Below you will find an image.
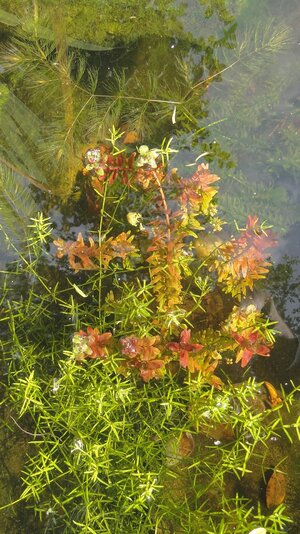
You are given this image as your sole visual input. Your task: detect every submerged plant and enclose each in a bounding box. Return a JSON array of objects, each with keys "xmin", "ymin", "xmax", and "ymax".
[
  {"xmin": 2, "ymin": 134, "xmax": 300, "ymax": 533},
  {"xmin": 51, "ymin": 137, "xmax": 276, "ymax": 383}
]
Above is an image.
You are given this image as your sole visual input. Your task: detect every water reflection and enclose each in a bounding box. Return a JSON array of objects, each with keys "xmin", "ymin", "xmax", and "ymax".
[{"xmin": 1, "ymin": 0, "xmax": 300, "ymax": 531}]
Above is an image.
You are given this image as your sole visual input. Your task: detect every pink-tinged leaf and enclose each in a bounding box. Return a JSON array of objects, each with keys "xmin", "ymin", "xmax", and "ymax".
[
  {"xmin": 168, "ymin": 342, "xmax": 181, "ymax": 352},
  {"xmin": 232, "ymin": 329, "xmax": 271, "ymax": 368},
  {"xmin": 120, "ymin": 335, "xmax": 165, "ymax": 381},
  {"xmin": 240, "ymin": 348, "xmax": 255, "ymax": 368},
  {"xmin": 179, "ymin": 350, "xmax": 189, "ymax": 369},
  {"xmin": 180, "ymin": 329, "xmax": 191, "ymax": 344},
  {"xmin": 140, "ymin": 360, "xmax": 164, "ymax": 382},
  {"xmin": 168, "ymin": 330, "xmax": 203, "ymax": 369},
  {"xmin": 73, "ymin": 328, "xmax": 112, "ymax": 360}
]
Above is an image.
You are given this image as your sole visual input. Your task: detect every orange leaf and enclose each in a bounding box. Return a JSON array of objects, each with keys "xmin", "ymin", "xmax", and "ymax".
[
  {"xmin": 179, "ymin": 432, "xmax": 195, "ymax": 457},
  {"xmin": 264, "ymin": 381, "xmax": 283, "ymax": 408},
  {"xmin": 123, "ymin": 130, "xmax": 140, "ymax": 144},
  {"xmin": 266, "ymin": 470, "xmax": 286, "ymax": 508}
]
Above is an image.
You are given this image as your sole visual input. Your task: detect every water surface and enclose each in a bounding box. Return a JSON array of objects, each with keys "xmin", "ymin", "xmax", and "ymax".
[{"xmin": 1, "ymin": 0, "xmax": 300, "ymax": 531}]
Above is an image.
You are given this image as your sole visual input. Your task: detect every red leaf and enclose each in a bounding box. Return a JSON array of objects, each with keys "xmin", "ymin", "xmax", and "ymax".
[
  {"xmin": 120, "ymin": 335, "xmax": 165, "ymax": 381},
  {"xmin": 168, "ymin": 329, "xmax": 203, "ymax": 369},
  {"xmin": 73, "ymin": 328, "xmax": 112, "ymax": 360},
  {"xmin": 190, "ymin": 164, "xmax": 220, "ymax": 190},
  {"xmin": 232, "ymin": 330, "xmax": 271, "ymax": 367}
]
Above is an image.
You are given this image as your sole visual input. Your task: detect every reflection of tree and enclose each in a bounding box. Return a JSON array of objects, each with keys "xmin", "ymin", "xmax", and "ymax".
[
  {"xmin": 0, "ymin": 0, "xmax": 237, "ymax": 198},
  {"xmin": 203, "ymin": 1, "xmax": 300, "ymax": 232},
  {"xmin": 0, "ymin": 0, "xmax": 293, "ymax": 253}
]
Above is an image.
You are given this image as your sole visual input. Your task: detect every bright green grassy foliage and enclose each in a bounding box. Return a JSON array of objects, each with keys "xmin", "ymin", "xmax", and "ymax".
[
  {"xmin": 1, "ymin": 309, "xmax": 297, "ymax": 533},
  {"xmin": 0, "ymin": 194, "xmax": 299, "ymax": 533}
]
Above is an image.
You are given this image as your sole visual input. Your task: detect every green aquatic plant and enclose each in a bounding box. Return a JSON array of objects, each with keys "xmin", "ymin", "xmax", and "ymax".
[
  {"xmin": 1, "ymin": 136, "xmax": 300, "ymax": 532},
  {"xmin": 0, "ymin": 0, "xmax": 184, "ymax": 46},
  {"xmin": 0, "ymin": 84, "xmax": 48, "ymax": 187},
  {"xmin": 0, "ymin": 0, "xmax": 213, "ymax": 194},
  {"xmin": 203, "ymin": 6, "xmax": 300, "ymax": 231},
  {"xmin": 0, "ymin": 165, "xmax": 37, "ymax": 240},
  {"xmin": 0, "ymin": 161, "xmax": 43, "ymax": 267},
  {"xmin": 0, "ymin": 0, "xmax": 294, "ymax": 253},
  {"xmin": 1, "ymin": 1, "xmax": 300, "ymax": 531},
  {"xmin": 0, "ymin": 0, "xmax": 284, "ymax": 200}
]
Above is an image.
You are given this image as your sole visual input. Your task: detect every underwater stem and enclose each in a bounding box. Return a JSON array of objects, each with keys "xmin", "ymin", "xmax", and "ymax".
[{"xmin": 153, "ymin": 171, "xmax": 171, "ymax": 242}]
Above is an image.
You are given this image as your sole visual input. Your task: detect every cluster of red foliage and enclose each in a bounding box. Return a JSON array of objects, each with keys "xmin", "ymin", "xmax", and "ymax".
[
  {"xmin": 83, "ymin": 145, "xmax": 136, "ymax": 190},
  {"xmin": 72, "ymin": 329, "xmax": 204, "ymax": 382},
  {"xmin": 73, "ymin": 323, "xmax": 269, "ymax": 384},
  {"xmin": 223, "ymin": 304, "xmax": 273, "ymax": 368},
  {"xmin": 231, "ymin": 331, "xmax": 271, "ymax": 368},
  {"xmin": 178, "ymin": 163, "xmax": 220, "ymax": 220},
  {"xmin": 168, "ymin": 329, "xmax": 203, "ymax": 369},
  {"xmin": 53, "ymin": 231, "xmax": 138, "ymax": 272},
  {"xmin": 120, "ymin": 335, "xmax": 164, "ymax": 382},
  {"xmin": 53, "ymin": 143, "xmax": 278, "ymax": 386},
  {"xmin": 54, "ymin": 233, "xmax": 99, "ymax": 272},
  {"xmin": 73, "ymin": 327, "xmax": 112, "ymax": 361},
  {"xmin": 82, "ymin": 144, "xmax": 168, "ymax": 212},
  {"xmin": 213, "ymin": 215, "xmax": 278, "ymax": 298}
]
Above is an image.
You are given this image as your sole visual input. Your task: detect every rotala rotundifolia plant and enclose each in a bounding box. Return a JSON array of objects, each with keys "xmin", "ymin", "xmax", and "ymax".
[
  {"xmin": 53, "ymin": 131, "xmax": 276, "ymax": 385},
  {"xmin": 2, "ymin": 131, "xmax": 297, "ymax": 534}
]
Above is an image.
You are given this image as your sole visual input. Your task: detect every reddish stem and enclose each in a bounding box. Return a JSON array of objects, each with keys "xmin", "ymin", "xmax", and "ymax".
[{"xmin": 153, "ymin": 171, "xmax": 171, "ymax": 243}]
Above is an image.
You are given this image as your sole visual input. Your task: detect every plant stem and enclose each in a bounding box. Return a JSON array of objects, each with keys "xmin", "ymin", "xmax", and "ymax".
[
  {"xmin": 98, "ymin": 178, "xmax": 110, "ymax": 325},
  {"xmin": 153, "ymin": 171, "xmax": 171, "ymax": 242}
]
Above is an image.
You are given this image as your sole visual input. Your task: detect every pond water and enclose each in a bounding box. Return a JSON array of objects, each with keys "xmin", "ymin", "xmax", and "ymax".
[{"xmin": 1, "ymin": 0, "xmax": 300, "ymax": 532}]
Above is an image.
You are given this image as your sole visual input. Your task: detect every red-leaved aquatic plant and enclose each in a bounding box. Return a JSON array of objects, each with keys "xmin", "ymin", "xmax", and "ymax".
[
  {"xmin": 213, "ymin": 215, "xmax": 278, "ymax": 298},
  {"xmin": 168, "ymin": 329, "xmax": 203, "ymax": 369},
  {"xmin": 231, "ymin": 331, "xmax": 271, "ymax": 368},
  {"xmin": 73, "ymin": 327, "xmax": 112, "ymax": 361},
  {"xmin": 120, "ymin": 335, "xmax": 165, "ymax": 382},
  {"xmin": 53, "ymin": 141, "xmax": 278, "ymax": 385}
]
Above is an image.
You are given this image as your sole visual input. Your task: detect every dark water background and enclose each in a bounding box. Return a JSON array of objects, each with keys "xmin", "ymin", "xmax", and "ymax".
[{"xmin": 1, "ymin": 0, "xmax": 300, "ymax": 531}]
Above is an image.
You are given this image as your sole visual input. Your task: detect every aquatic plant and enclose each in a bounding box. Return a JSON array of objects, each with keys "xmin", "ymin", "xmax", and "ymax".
[
  {"xmin": 204, "ymin": 7, "xmax": 300, "ymax": 231},
  {"xmin": 1, "ymin": 134, "xmax": 300, "ymax": 533},
  {"xmin": 1, "ymin": 1, "xmax": 300, "ymax": 531},
  {"xmin": 0, "ymin": 0, "xmax": 285, "ymax": 202}
]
